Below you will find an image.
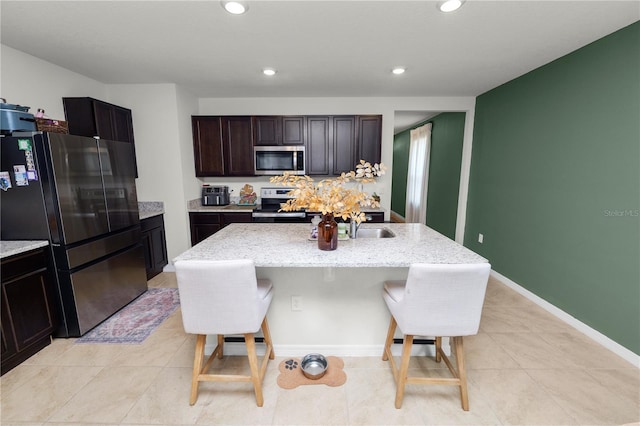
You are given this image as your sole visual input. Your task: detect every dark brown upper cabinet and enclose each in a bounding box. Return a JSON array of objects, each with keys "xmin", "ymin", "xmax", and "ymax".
[
  {"xmin": 306, "ymin": 115, "xmax": 382, "ymax": 176},
  {"xmin": 332, "ymin": 116, "xmax": 357, "ymax": 175},
  {"xmin": 192, "ymin": 116, "xmax": 225, "ymax": 176},
  {"xmin": 222, "ymin": 116, "xmax": 255, "ymax": 176},
  {"xmin": 253, "ymin": 116, "xmax": 305, "ymax": 146},
  {"xmin": 306, "ymin": 116, "xmax": 331, "ymax": 175},
  {"xmin": 357, "ymin": 115, "xmax": 382, "ymax": 166},
  {"xmin": 63, "ymin": 97, "xmax": 138, "ymax": 176},
  {"xmin": 192, "ymin": 114, "xmax": 381, "ymax": 177},
  {"xmin": 191, "ymin": 116, "xmax": 255, "ymax": 177}
]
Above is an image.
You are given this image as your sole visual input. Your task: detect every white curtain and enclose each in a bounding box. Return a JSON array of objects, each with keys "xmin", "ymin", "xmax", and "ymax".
[{"xmin": 405, "ymin": 123, "xmax": 432, "ymax": 224}]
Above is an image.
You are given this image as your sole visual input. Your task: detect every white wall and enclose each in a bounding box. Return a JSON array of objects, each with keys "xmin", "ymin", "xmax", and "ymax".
[
  {"xmin": 107, "ymin": 84, "xmax": 199, "ymax": 261},
  {"xmin": 1, "ymin": 45, "xmax": 106, "ymax": 119}
]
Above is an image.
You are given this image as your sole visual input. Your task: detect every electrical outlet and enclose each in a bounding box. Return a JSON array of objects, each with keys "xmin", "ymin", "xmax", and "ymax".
[
  {"xmin": 478, "ymin": 233, "xmax": 484, "ymax": 244},
  {"xmin": 291, "ymin": 296, "xmax": 303, "ymax": 311}
]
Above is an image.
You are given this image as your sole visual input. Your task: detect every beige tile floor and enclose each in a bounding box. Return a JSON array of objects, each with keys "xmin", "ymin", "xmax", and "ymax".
[{"xmin": 1, "ymin": 273, "xmax": 638, "ymax": 425}]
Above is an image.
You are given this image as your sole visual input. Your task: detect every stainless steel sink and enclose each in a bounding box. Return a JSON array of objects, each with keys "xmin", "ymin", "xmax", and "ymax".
[{"xmin": 356, "ymin": 228, "xmax": 395, "ymax": 238}]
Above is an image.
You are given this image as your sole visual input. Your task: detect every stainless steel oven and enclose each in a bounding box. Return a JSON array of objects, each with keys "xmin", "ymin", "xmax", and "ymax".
[{"xmin": 252, "ymin": 187, "xmax": 307, "ymax": 223}]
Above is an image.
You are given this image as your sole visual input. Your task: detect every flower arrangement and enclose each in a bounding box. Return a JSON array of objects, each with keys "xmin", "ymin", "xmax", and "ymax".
[{"xmin": 269, "ymin": 160, "xmax": 386, "ymax": 223}]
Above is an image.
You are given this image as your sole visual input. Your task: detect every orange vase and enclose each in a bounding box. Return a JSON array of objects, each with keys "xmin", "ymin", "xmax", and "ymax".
[{"xmin": 317, "ymin": 213, "xmax": 338, "ymax": 251}]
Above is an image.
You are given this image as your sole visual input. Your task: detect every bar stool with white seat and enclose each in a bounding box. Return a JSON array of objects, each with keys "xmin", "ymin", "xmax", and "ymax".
[
  {"xmin": 174, "ymin": 259, "xmax": 275, "ymax": 406},
  {"xmin": 382, "ymin": 262, "xmax": 491, "ymax": 410}
]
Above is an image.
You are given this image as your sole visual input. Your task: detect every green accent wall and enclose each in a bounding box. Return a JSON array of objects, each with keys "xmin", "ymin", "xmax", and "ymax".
[
  {"xmin": 464, "ymin": 22, "xmax": 640, "ymax": 355},
  {"xmin": 391, "ymin": 112, "xmax": 466, "ymax": 239},
  {"xmin": 391, "ymin": 129, "xmax": 411, "ymax": 216}
]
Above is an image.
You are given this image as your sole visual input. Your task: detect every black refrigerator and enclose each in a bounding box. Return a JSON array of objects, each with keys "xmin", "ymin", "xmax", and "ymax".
[{"xmin": 1, "ymin": 132, "xmax": 147, "ymax": 337}]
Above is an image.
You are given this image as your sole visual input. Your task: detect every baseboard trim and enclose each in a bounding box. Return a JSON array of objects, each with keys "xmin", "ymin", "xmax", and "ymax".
[
  {"xmin": 389, "ymin": 210, "xmax": 405, "ymax": 223},
  {"xmin": 490, "ymin": 270, "xmax": 639, "ymax": 367}
]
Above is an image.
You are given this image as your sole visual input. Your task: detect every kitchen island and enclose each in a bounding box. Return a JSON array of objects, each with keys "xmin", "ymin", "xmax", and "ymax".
[{"xmin": 174, "ymin": 223, "xmax": 487, "ymax": 356}]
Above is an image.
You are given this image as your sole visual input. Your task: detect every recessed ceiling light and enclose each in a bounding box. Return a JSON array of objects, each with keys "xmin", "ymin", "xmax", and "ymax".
[
  {"xmin": 392, "ymin": 67, "xmax": 406, "ymax": 75},
  {"xmin": 263, "ymin": 68, "xmax": 276, "ymax": 76},
  {"xmin": 221, "ymin": 1, "xmax": 249, "ymax": 15},
  {"xmin": 438, "ymin": 0, "xmax": 464, "ymax": 12}
]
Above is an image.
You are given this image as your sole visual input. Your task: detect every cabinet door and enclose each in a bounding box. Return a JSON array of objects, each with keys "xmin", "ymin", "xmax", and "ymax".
[
  {"xmin": 282, "ymin": 116, "xmax": 305, "ymax": 145},
  {"xmin": 332, "ymin": 116, "xmax": 357, "ymax": 175},
  {"xmin": 222, "ymin": 116, "xmax": 254, "ymax": 176},
  {"xmin": 112, "ymin": 107, "xmax": 138, "ymax": 177},
  {"xmin": 4, "ymin": 268, "xmax": 56, "ymax": 352},
  {"xmin": 189, "ymin": 213, "xmax": 222, "ymax": 245},
  {"xmin": 306, "ymin": 116, "xmax": 331, "ymax": 175},
  {"xmin": 192, "ymin": 116, "xmax": 225, "ymax": 176},
  {"xmin": 141, "ymin": 216, "xmax": 168, "ymax": 280},
  {"xmin": 1, "ymin": 294, "xmax": 16, "ymax": 367},
  {"xmin": 112, "ymin": 106, "xmax": 135, "ymax": 143},
  {"xmin": 357, "ymin": 115, "xmax": 382, "ymax": 165},
  {"xmin": 1, "ymin": 248, "xmax": 56, "ymax": 375},
  {"xmin": 253, "ymin": 116, "xmax": 281, "ymax": 145},
  {"xmin": 150, "ymin": 226, "xmax": 168, "ymax": 272},
  {"xmin": 222, "ymin": 212, "xmax": 252, "ymax": 226},
  {"xmin": 141, "ymin": 230, "xmax": 154, "ymax": 274},
  {"xmin": 93, "ymin": 101, "xmax": 116, "ymax": 140},
  {"xmin": 63, "ymin": 97, "xmax": 99, "ymax": 137}
]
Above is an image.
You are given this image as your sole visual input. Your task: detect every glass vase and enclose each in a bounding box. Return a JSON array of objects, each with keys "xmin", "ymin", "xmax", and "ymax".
[{"xmin": 318, "ymin": 213, "xmax": 338, "ymax": 251}]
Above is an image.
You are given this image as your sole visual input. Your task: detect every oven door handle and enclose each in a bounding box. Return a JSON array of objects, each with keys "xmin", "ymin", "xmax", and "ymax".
[{"xmin": 251, "ymin": 212, "xmax": 306, "ymax": 218}]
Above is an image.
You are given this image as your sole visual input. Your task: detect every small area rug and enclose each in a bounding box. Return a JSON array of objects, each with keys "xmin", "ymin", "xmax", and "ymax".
[
  {"xmin": 277, "ymin": 356, "xmax": 347, "ymax": 389},
  {"xmin": 76, "ymin": 288, "xmax": 180, "ymax": 344}
]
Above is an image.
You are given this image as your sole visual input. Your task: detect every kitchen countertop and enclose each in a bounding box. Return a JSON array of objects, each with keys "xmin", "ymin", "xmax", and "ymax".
[
  {"xmin": 0, "ymin": 240, "xmax": 49, "ymax": 259},
  {"xmin": 138, "ymin": 201, "xmax": 164, "ymax": 220},
  {"xmin": 188, "ymin": 203, "xmax": 258, "ymax": 213},
  {"xmin": 173, "ymin": 223, "xmax": 486, "ymax": 267}
]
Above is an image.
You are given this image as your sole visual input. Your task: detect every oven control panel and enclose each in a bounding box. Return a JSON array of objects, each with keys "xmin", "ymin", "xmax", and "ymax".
[{"xmin": 260, "ymin": 187, "xmax": 295, "ymax": 199}]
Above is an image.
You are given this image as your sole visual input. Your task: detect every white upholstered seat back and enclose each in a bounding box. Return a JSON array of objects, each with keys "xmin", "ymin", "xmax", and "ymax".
[
  {"xmin": 175, "ymin": 259, "xmax": 273, "ymax": 335},
  {"xmin": 384, "ymin": 263, "xmax": 491, "ymax": 336}
]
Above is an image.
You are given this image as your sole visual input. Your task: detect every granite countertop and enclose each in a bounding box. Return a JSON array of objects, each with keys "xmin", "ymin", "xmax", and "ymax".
[
  {"xmin": 138, "ymin": 201, "xmax": 164, "ymax": 220},
  {"xmin": 188, "ymin": 203, "xmax": 258, "ymax": 213},
  {"xmin": 173, "ymin": 223, "xmax": 487, "ymax": 267},
  {"xmin": 1, "ymin": 240, "xmax": 49, "ymax": 259}
]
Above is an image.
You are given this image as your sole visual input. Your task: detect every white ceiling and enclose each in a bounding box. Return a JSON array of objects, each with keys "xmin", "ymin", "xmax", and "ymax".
[{"xmin": 1, "ymin": 1, "xmax": 638, "ymax": 132}]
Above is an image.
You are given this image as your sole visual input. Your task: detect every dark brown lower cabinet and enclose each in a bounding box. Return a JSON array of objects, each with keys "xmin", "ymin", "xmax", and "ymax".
[
  {"xmin": 1, "ymin": 247, "xmax": 57, "ymax": 375},
  {"xmin": 189, "ymin": 212, "xmax": 253, "ymax": 246},
  {"xmin": 141, "ymin": 215, "xmax": 169, "ymax": 280}
]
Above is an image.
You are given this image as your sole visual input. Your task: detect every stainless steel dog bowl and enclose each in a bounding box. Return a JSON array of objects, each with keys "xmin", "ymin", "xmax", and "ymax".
[{"xmin": 301, "ymin": 353, "xmax": 328, "ymax": 380}]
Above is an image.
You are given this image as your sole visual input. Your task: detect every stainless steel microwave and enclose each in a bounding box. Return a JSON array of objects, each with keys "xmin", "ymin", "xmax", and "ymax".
[{"xmin": 254, "ymin": 146, "xmax": 305, "ymax": 175}]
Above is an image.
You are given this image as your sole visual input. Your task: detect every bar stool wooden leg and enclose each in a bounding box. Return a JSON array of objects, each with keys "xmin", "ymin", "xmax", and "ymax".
[
  {"xmin": 190, "ymin": 334, "xmax": 206, "ymax": 405},
  {"xmin": 382, "ymin": 316, "xmax": 397, "ymax": 361},
  {"xmin": 245, "ymin": 333, "xmax": 264, "ymax": 407},
  {"xmin": 454, "ymin": 336, "xmax": 469, "ymax": 411},
  {"xmin": 261, "ymin": 318, "xmax": 275, "ymax": 360},
  {"xmin": 217, "ymin": 334, "xmax": 224, "ymax": 359},
  {"xmin": 395, "ymin": 334, "xmax": 414, "ymax": 409},
  {"xmin": 435, "ymin": 336, "xmax": 442, "ymax": 363}
]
